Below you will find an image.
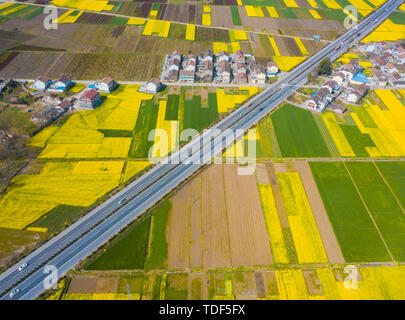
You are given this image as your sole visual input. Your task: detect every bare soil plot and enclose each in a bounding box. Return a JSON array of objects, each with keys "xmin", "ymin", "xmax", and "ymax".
[
  {"xmin": 303, "ymin": 270, "xmax": 322, "ymax": 296},
  {"xmin": 0, "ymin": 227, "xmax": 45, "ymax": 269},
  {"xmin": 262, "ymin": 270, "xmax": 279, "ymax": 296},
  {"xmin": 167, "ymin": 179, "xmax": 192, "ymax": 269},
  {"xmin": 232, "ymin": 271, "xmax": 257, "ymax": 299},
  {"xmin": 96, "ymin": 277, "xmax": 119, "ymax": 293},
  {"xmin": 256, "ymin": 163, "xmax": 270, "ymax": 184},
  {"xmin": 201, "ymin": 165, "xmax": 232, "ymax": 269},
  {"xmin": 188, "ymin": 273, "xmax": 205, "ymax": 299},
  {"xmin": 275, "ymin": 36, "xmax": 302, "ymax": 56},
  {"xmin": 254, "ymin": 271, "xmax": 266, "ymax": 298},
  {"xmin": 67, "ymin": 276, "xmax": 98, "ymax": 294},
  {"xmin": 223, "ymin": 164, "xmax": 273, "ymax": 266},
  {"xmin": 294, "ymin": 161, "xmax": 345, "ymax": 264},
  {"xmin": 211, "ymin": 5, "xmax": 234, "ymax": 29}
]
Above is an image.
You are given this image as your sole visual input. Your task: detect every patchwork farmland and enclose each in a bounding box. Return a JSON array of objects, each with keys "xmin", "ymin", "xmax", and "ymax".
[{"xmin": 2, "ymin": 0, "xmax": 405, "ymax": 302}]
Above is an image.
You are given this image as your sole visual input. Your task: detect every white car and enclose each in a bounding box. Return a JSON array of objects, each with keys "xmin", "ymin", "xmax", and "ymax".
[
  {"xmin": 18, "ymin": 263, "xmax": 28, "ymax": 271},
  {"xmin": 9, "ymin": 289, "xmax": 20, "ymax": 298}
]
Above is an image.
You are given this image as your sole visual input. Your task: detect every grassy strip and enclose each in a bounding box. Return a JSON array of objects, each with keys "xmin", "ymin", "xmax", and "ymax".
[
  {"xmin": 230, "ymin": 6, "xmax": 242, "ymax": 26},
  {"xmin": 86, "ymin": 216, "xmax": 151, "ymax": 270},
  {"xmin": 144, "ymin": 201, "xmax": 171, "ymax": 270}
]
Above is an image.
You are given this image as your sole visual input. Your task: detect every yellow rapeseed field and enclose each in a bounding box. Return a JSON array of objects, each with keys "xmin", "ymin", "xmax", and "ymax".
[
  {"xmin": 127, "ymin": 17, "xmax": 146, "ymax": 25},
  {"xmin": 282, "ymin": 0, "xmax": 298, "ymax": 8},
  {"xmin": 307, "ymin": 0, "xmax": 319, "ymax": 8},
  {"xmin": 273, "ymin": 56, "xmax": 306, "ymax": 71},
  {"xmin": 294, "ymin": 37, "xmax": 308, "ymax": 55},
  {"xmin": 350, "ymin": 90, "xmax": 405, "ymax": 157},
  {"xmin": 258, "ymin": 185, "xmax": 289, "ymax": 264},
  {"xmin": 0, "ymin": 161, "xmax": 124, "ymax": 229},
  {"xmin": 244, "ymin": 5, "xmax": 264, "ymax": 17},
  {"xmin": 309, "ymin": 9, "xmax": 322, "ymax": 19},
  {"xmin": 230, "ymin": 29, "xmax": 248, "ymax": 41},
  {"xmin": 0, "ymin": 4, "xmax": 27, "ymax": 16},
  {"xmin": 277, "ymin": 172, "xmax": 328, "ymax": 264},
  {"xmin": 202, "ymin": 13, "xmax": 211, "ymax": 26},
  {"xmin": 122, "ymin": 161, "xmax": 151, "ymax": 183},
  {"xmin": 0, "ymin": 3, "xmax": 15, "ymax": 11},
  {"xmin": 142, "ymin": 19, "xmax": 171, "ymax": 37},
  {"xmin": 185, "ymin": 24, "xmax": 195, "ymax": 40},
  {"xmin": 230, "ymin": 42, "xmax": 241, "ymax": 53},
  {"xmin": 56, "ymin": 9, "xmax": 83, "ymax": 23},
  {"xmin": 213, "ymin": 42, "xmax": 229, "ymax": 54},
  {"xmin": 321, "ymin": 112, "xmax": 355, "ymax": 157},
  {"xmin": 361, "ymin": 19, "xmax": 405, "ymax": 42},
  {"xmin": 268, "ymin": 36, "xmax": 280, "ymax": 56},
  {"xmin": 266, "ymin": 6, "xmax": 279, "ymax": 18},
  {"xmin": 27, "ymin": 126, "xmax": 59, "ymax": 148},
  {"xmin": 51, "ymin": 0, "xmax": 114, "ymax": 12}
]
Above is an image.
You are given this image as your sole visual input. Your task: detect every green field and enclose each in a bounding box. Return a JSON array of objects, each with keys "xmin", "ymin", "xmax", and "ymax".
[
  {"xmin": 230, "ymin": 6, "xmax": 242, "ymax": 26},
  {"xmin": 182, "ymin": 93, "xmax": 219, "ymax": 133},
  {"xmin": 144, "ymin": 201, "xmax": 171, "ymax": 270},
  {"xmin": 376, "ymin": 162, "xmax": 405, "ymax": 210},
  {"xmin": 340, "ymin": 124, "xmax": 375, "ymax": 157},
  {"xmin": 345, "ymin": 162, "xmax": 405, "ymax": 261},
  {"xmin": 128, "ymin": 99, "xmax": 159, "ymax": 158},
  {"xmin": 86, "ymin": 216, "xmax": 151, "ymax": 270},
  {"xmin": 165, "ymin": 94, "xmax": 179, "ymax": 121},
  {"xmin": 27, "ymin": 205, "xmax": 86, "ymax": 234},
  {"xmin": 271, "ymin": 104, "xmax": 331, "ymax": 158},
  {"xmin": 309, "ymin": 162, "xmax": 391, "ymax": 262}
]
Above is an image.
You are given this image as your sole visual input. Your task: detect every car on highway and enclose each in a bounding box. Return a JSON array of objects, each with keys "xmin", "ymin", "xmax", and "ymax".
[
  {"xmin": 118, "ymin": 198, "xmax": 127, "ymax": 204},
  {"xmin": 18, "ymin": 263, "xmax": 28, "ymax": 271},
  {"xmin": 9, "ymin": 289, "xmax": 20, "ymax": 298}
]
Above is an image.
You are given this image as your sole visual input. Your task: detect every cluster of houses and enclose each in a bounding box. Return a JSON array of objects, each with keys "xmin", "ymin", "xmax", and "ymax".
[
  {"xmin": 360, "ymin": 41, "xmax": 405, "ymax": 86},
  {"xmin": 306, "ymin": 59, "xmax": 370, "ymax": 112},
  {"xmin": 31, "ymin": 75, "xmax": 73, "ymax": 93},
  {"xmin": 162, "ymin": 49, "xmax": 280, "ymax": 84}
]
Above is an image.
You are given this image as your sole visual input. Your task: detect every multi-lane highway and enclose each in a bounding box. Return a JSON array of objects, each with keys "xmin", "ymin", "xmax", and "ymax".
[{"xmin": 0, "ymin": 0, "xmax": 403, "ymax": 300}]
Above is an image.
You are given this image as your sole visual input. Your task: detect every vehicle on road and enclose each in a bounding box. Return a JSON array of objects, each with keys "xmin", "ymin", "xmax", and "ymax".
[
  {"xmin": 118, "ymin": 198, "xmax": 127, "ymax": 204},
  {"xmin": 18, "ymin": 263, "xmax": 28, "ymax": 272},
  {"xmin": 9, "ymin": 289, "xmax": 20, "ymax": 298}
]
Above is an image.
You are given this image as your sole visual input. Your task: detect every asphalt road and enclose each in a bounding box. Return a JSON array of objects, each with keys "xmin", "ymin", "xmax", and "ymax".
[{"xmin": 0, "ymin": 0, "xmax": 402, "ymax": 300}]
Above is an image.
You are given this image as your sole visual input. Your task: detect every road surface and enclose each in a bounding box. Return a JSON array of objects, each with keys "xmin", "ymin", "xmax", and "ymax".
[{"xmin": 0, "ymin": 0, "xmax": 402, "ymax": 300}]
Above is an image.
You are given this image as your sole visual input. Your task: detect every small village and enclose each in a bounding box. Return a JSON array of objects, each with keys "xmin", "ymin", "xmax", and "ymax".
[
  {"xmin": 161, "ymin": 49, "xmax": 279, "ymax": 84},
  {"xmin": 303, "ymin": 40, "xmax": 405, "ymax": 114}
]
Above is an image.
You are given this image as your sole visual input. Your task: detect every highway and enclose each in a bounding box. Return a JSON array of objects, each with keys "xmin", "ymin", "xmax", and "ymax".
[{"xmin": 0, "ymin": 0, "xmax": 402, "ymax": 300}]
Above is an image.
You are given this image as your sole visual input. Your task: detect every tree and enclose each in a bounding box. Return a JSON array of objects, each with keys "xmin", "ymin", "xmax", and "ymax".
[
  {"xmin": 307, "ymin": 73, "xmax": 313, "ymax": 83},
  {"xmin": 318, "ymin": 58, "xmax": 332, "ymax": 76}
]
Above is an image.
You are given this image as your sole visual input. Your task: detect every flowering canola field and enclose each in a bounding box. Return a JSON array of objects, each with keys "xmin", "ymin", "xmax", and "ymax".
[
  {"xmin": 277, "ymin": 172, "xmax": 328, "ymax": 264},
  {"xmin": 0, "ymin": 161, "xmax": 124, "ymax": 229}
]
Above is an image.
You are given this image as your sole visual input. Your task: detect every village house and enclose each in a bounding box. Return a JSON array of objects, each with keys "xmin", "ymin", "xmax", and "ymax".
[
  {"xmin": 79, "ymin": 89, "xmax": 103, "ymax": 109},
  {"xmin": 322, "ymin": 80, "xmax": 339, "ymax": 94},
  {"xmin": 179, "ymin": 70, "xmax": 195, "ymax": 83},
  {"xmin": 58, "ymin": 99, "xmax": 73, "ymax": 111},
  {"xmin": 306, "ymin": 87, "xmax": 330, "ymax": 111},
  {"xmin": 216, "ymin": 51, "xmax": 230, "ymax": 63},
  {"xmin": 346, "ymin": 84, "xmax": 369, "ymax": 104},
  {"xmin": 235, "ymin": 72, "xmax": 248, "ymax": 84},
  {"xmin": 266, "ymin": 61, "xmax": 279, "ymax": 76},
  {"xmin": 94, "ymin": 77, "xmax": 118, "ymax": 93},
  {"xmin": 32, "ymin": 75, "xmax": 52, "ymax": 91},
  {"xmin": 326, "ymin": 103, "xmax": 348, "ymax": 115},
  {"xmin": 382, "ymin": 62, "xmax": 398, "ymax": 74},
  {"xmin": 250, "ymin": 64, "xmax": 266, "ymax": 84},
  {"xmin": 139, "ymin": 78, "xmax": 163, "ymax": 94},
  {"xmin": 49, "ymin": 76, "xmax": 73, "ymax": 92},
  {"xmin": 332, "ymin": 72, "xmax": 345, "ymax": 86},
  {"xmin": 215, "ymin": 60, "xmax": 231, "ymax": 83}
]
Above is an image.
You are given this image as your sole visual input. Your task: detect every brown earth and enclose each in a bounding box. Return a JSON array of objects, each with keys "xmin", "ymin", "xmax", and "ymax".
[
  {"xmin": 256, "ymin": 162, "xmax": 270, "ymax": 184},
  {"xmin": 211, "ymin": 5, "xmax": 235, "ymax": 29},
  {"xmin": 67, "ymin": 276, "xmax": 98, "ymax": 294},
  {"xmin": 201, "ymin": 165, "xmax": 232, "ymax": 269},
  {"xmin": 232, "ymin": 271, "xmax": 257, "ymax": 299},
  {"xmin": 223, "ymin": 164, "xmax": 273, "ymax": 266},
  {"xmin": 96, "ymin": 277, "xmax": 119, "ymax": 293}
]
